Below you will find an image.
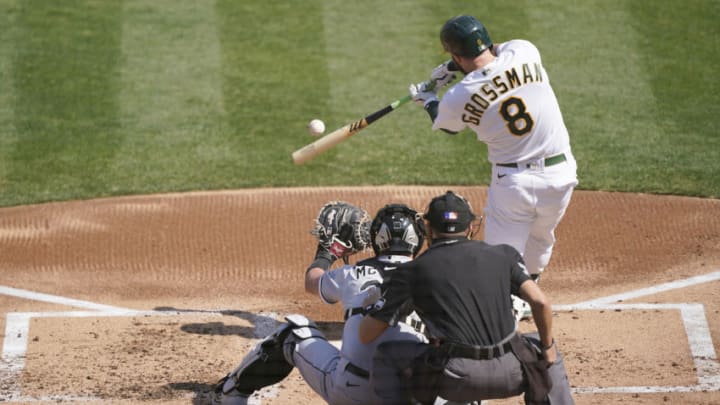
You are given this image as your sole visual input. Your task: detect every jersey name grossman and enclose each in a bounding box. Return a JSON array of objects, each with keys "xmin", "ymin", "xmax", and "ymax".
[{"xmin": 462, "ymin": 62, "xmax": 544, "ymax": 125}]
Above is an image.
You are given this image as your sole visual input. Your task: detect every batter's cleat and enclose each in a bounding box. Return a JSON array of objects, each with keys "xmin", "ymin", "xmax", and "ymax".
[
  {"xmin": 512, "ymin": 295, "xmax": 532, "ymax": 322},
  {"xmin": 518, "ymin": 274, "xmax": 541, "ymax": 321},
  {"xmin": 211, "ymin": 375, "xmax": 250, "ymax": 405}
]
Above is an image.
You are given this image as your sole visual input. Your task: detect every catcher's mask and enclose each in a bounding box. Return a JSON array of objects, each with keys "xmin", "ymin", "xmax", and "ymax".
[
  {"xmin": 424, "ymin": 190, "xmax": 481, "ymax": 236},
  {"xmin": 440, "ymin": 15, "xmax": 493, "ymax": 58},
  {"xmin": 370, "ymin": 204, "xmax": 426, "ymax": 257}
]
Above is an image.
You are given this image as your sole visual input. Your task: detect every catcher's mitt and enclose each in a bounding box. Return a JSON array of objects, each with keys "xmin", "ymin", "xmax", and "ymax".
[{"xmin": 311, "ymin": 201, "xmax": 371, "ymax": 257}]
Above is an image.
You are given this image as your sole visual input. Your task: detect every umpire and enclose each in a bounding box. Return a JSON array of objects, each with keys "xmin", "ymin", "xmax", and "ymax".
[{"xmin": 359, "ymin": 191, "xmax": 573, "ymax": 404}]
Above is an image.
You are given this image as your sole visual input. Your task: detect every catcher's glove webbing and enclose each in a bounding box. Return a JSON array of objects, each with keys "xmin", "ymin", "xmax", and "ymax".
[{"xmin": 311, "ymin": 201, "xmax": 371, "ymax": 258}]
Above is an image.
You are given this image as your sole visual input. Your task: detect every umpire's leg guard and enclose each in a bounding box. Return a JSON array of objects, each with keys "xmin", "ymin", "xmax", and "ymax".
[{"xmin": 216, "ymin": 314, "xmax": 323, "ymax": 398}]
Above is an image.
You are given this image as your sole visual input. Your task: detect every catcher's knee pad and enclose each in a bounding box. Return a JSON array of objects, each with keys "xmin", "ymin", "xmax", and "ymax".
[
  {"xmin": 282, "ymin": 314, "xmax": 327, "ymax": 365},
  {"xmin": 404, "ymin": 311, "xmax": 426, "ymax": 335},
  {"xmin": 222, "ymin": 315, "xmax": 325, "ymax": 396}
]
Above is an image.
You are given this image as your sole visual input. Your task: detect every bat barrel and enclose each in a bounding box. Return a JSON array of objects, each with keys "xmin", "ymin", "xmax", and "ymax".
[
  {"xmin": 291, "ymin": 94, "xmax": 411, "ymax": 165},
  {"xmin": 292, "ymin": 123, "xmax": 359, "ymax": 165}
]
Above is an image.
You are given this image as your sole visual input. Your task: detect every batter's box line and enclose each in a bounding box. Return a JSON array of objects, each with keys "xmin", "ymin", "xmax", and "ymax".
[
  {"xmin": 0, "ymin": 285, "xmax": 133, "ymax": 313},
  {"xmin": 553, "ymin": 270, "xmax": 720, "ymax": 394},
  {"xmin": 0, "ymin": 284, "xmax": 230, "ymax": 403},
  {"xmin": 3, "ymin": 271, "xmax": 720, "ymax": 400},
  {"xmin": 0, "ymin": 309, "xmax": 224, "ymax": 403}
]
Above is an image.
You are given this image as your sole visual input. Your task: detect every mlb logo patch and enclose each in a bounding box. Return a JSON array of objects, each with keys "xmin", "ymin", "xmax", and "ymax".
[{"xmin": 444, "ymin": 211, "xmax": 458, "ymax": 220}]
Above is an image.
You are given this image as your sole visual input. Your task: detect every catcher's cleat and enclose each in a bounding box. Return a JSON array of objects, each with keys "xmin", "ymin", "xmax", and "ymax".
[{"xmin": 211, "ymin": 375, "xmax": 249, "ymax": 405}]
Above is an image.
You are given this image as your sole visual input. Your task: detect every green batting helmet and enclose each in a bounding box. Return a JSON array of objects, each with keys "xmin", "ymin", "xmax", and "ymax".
[{"xmin": 440, "ymin": 15, "xmax": 493, "ymax": 58}]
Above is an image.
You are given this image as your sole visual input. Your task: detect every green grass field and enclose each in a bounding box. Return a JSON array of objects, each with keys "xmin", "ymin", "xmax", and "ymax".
[{"xmin": 0, "ymin": 0, "xmax": 718, "ymax": 207}]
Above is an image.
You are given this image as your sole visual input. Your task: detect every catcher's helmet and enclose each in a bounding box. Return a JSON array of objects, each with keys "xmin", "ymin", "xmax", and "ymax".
[
  {"xmin": 440, "ymin": 15, "xmax": 493, "ymax": 58},
  {"xmin": 370, "ymin": 204, "xmax": 425, "ymax": 257}
]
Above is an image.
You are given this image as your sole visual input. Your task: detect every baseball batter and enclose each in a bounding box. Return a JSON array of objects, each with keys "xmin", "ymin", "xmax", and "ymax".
[
  {"xmin": 410, "ymin": 15, "xmax": 578, "ymax": 319},
  {"xmin": 211, "ymin": 202, "xmax": 429, "ymax": 405}
]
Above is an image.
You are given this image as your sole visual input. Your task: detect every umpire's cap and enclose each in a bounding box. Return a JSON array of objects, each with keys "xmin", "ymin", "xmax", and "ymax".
[{"xmin": 424, "ymin": 190, "xmax": 476, "ymax": 233}]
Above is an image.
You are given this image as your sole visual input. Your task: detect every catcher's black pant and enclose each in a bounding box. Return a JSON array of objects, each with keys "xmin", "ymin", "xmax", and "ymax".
[{"xmin": 371, "ymin": 334, "xmax": 574, "ymax": 404}]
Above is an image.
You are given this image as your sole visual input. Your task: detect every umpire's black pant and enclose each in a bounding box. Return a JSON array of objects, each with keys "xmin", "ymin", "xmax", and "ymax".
[{"xmin": 371, "ymin": 333, "xmax": 574, "ymax": 404}]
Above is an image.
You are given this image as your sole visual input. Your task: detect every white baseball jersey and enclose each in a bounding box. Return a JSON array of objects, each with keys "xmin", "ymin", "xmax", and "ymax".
[
  {"xmin": 291, "ymin": 255, "xmax": 427, "ymax": 405},
  {"xmin": 432, "ymin": 40, "xmax": 578, "ymax": 276},
  {"xmin": 433, "ymin": 39, "xmax": 571, "ymax": 165}
]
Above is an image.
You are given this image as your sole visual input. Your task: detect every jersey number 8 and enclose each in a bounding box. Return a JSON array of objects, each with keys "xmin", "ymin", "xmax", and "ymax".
[{"xmin": 500, "ymin": 96, "xmax": 534, "ymax": 136}]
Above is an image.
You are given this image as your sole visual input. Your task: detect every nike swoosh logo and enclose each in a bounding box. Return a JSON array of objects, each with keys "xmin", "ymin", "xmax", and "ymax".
[
  {"xmin": 498, "ymin": 173, "xmax": 507, "ymax": 178},
  {"xmin": 385, "ymin": 267, "xmax": 397, "ymax": 271},
  {"xmin": 346, "ymin": 382, "xmax": 360, "ymax": 387}
]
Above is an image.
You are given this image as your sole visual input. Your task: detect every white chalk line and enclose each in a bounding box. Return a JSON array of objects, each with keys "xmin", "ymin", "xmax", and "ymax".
[
  {"xmin": 2, "ymin": 270, "xmax": 719, "ymax": 401},
  {"xmin": 555, "ymin": 271, "xmax": 720, "ymax": 394},
  {"xmin": 0, "ymin": 285, "xmax": 132, "ymax": 313},
  {"xmin": 556, "ymin": 271, "xmax": 720, "ymax": 309},
  {"xmin": 0, "ymin": 286, "xmax": 224, "ymax": 402}
]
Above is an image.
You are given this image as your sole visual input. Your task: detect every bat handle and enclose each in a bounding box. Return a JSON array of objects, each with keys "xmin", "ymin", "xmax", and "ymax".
[{"xmin": 392, "ymin": 94, "xmax": 412, "ymax": 108}]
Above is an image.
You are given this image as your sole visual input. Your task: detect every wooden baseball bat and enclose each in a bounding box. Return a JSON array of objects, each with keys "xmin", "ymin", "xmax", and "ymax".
[{"xmin": 292, "ymin": 94, "xmax": 412, "ymax": 165}]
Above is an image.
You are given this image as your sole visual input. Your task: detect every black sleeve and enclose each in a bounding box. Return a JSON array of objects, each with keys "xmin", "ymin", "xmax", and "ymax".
[
  {"xmin": 367, "ymin": 264, "xmax": 414, "ymax": 326},
  {"xmin": 504, "ymin": 245, "xmax": 532, "ymax": 295},
  {"xmin": 424, "ymin": 100, "xmax": 439, "ymax": 122}
]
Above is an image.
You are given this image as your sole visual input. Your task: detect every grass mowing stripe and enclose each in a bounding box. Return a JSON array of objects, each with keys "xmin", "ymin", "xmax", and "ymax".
[
  {"xmin": 5, "ymin": 1, "xmax": 123, "ymax": 207},
  {"xmin": 115, "ymin": 0, "xmax": 225, "ymax": 194},
  {"xmin": 0, "ymin": 2, "xmax": 18, "ymax": 191},
  {"xmin": 524, "ymin": 1, "xmax": 667, "ymax": 193},
  {"xmin": 629, "ymin": 0, "xmax": 720, "ymax": 197},
  {"xmin": 215, "ymin": 1, "xmax": 330, "ymax": 183},
  {"xmin": 311, "ymin": 1, "xmax": 489, "ymax": 182},
  {"xmin": 0, "ymin": 2, "xmax": 716, "ymax": 205}
]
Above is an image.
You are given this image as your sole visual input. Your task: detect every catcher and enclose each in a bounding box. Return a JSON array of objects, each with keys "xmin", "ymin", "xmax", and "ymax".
[{"xmin": 211, "ymin": 201, "xmax": 430, "ymax": 405}]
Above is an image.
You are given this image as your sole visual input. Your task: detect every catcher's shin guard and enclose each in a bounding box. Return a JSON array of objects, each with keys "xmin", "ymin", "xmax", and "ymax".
[{"xmin": 219, "ymin": 314, "xmax": 325, "ymax": 397}]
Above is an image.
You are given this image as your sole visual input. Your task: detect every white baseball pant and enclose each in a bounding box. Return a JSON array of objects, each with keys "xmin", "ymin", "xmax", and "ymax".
[{"xmin": 484, "ymin": 151, "xmax": 578, "ymax": 275}]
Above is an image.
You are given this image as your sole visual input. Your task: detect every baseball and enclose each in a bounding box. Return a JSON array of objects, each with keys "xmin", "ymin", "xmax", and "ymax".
[{"xmin": 307, "ymin": 119, "xmax": 325, "ymax": 136}]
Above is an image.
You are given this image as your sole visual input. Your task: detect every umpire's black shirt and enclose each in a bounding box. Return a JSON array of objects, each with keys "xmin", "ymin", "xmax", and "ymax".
[{"xmin": 369, "ymin": 236, "xmax": 531, "ymax": 346}]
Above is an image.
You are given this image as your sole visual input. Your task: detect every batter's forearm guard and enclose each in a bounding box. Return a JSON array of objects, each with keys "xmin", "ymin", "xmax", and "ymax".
[
  {"xmin": 424, "ymin": 101, "xmax": 458, "ymax": 135},
  {"xmin": 424, "ymin": 100, "xmax": 439, "ymax": 122}
]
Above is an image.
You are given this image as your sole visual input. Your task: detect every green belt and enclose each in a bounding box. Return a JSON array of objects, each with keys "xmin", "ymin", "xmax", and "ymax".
[{"xmin": 497, "ymin": 153, "xmax": 567, "ymax": 168}]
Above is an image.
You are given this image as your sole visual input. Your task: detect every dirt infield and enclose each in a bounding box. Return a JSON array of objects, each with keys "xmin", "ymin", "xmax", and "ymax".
[{"xmin": 1, "ymin": 186, "xmax": 719, "ymax": 404}]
